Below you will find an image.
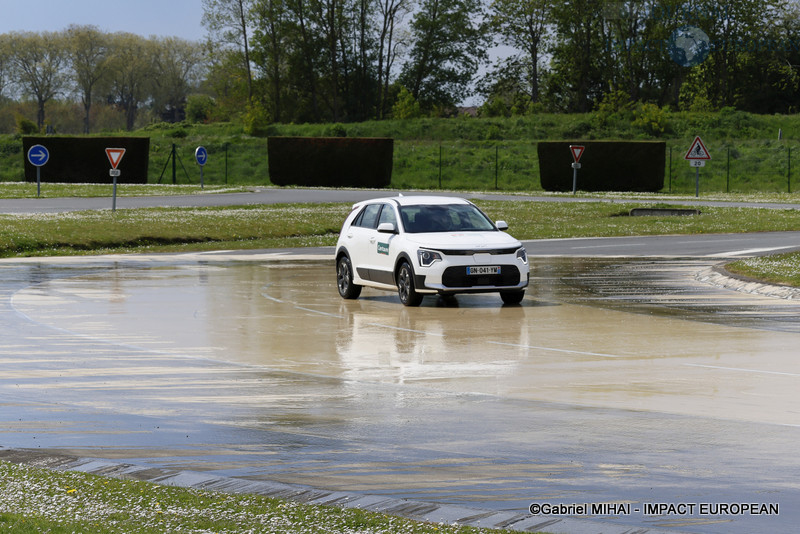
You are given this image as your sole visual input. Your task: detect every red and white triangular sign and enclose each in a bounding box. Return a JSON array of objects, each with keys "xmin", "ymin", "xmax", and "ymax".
[
  {"xmin": 106, "ymin": 148, "xmax": 126, "ymax": 169},
  {"xmin": 569, "ymin": 145, "xmax": 585, "ymax": 163},
  {"xmin": 685, "ymin": 136, "xmax": 711, "ymax": 160}
]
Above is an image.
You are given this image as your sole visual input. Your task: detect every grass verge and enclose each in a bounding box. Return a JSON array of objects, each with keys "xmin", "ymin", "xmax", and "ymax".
[
  {"xmin": 0, "ymin": 461, "xmax": 515, "ymax": 534},
  {"xmin": 2, "ymin": 200, "xmax": 800, "ymax": 258},
  {"xmin": 0, "ymin": 182, "xmax": 250, "ymax": 198},
  {"xmin": 725, "ymin": 252, "xmax": 800, "ymax": 287}
]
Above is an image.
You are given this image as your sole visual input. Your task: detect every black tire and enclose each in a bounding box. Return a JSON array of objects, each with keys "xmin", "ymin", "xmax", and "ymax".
[
  {"xmin": 336, "ymin": 255, "xmax": 362, "ymax": 299},
  {"xmin": 500, "ymin": 290, "xmax": 525, "ymax": 305},
  {"xmin": 396, "ymin": 261, "xmax": 423, "ymax": 307}
]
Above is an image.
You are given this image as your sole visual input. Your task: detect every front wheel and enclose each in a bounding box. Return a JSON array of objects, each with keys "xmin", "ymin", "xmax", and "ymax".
[
  {"xmin": 397, "ymin": 262, "xmax": 423, "ymax": 307},
  {"xmin": 337, "ymin": 255, "xmax": 362, "ymax": 299},
  {"xmin": 500, "ymin": 290, "xmax": 525, "ymax": 305}
]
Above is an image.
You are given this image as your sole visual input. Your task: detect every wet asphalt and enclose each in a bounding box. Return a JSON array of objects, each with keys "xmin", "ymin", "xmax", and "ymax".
[{"xmin": 2, "ymin": 191, "xmax": 800, "ymax": 533}]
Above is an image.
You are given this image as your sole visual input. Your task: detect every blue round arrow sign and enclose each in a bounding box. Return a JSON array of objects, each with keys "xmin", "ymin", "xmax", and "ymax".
[
  {"xmin": 195, "ymin": 146, "xmax": 208, "ymax": 166},
  {"xmin": 27, "ymin": 144, "xmax": 49, "ymax": 167}
]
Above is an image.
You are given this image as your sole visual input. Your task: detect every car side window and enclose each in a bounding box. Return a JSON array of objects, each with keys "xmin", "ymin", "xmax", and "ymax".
[
  {"xmin": 377, "ymin": 204, "xmax": 397, "ymax": 228},
  {"xmin": 355, "ymin": 204, "xmax": 381, "ymax": 229}
]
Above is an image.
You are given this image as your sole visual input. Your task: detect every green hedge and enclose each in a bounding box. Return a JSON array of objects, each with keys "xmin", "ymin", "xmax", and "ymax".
[
  {"xmin": 538, "ymin": 141, "xmax": 665, "ymax": 192},
  {"xmin": 23, "ymin": 137, "xmax": 150, "ymax": 184},
  {"xmin": 268, "ymin": 137, "xmax": 393, "ymax": 188}
]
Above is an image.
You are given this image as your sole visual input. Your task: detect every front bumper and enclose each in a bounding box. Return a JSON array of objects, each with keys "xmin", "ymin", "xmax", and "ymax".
[{"xmin": 414, "ymin": 257, "xmax": 530, "ymax": 294}]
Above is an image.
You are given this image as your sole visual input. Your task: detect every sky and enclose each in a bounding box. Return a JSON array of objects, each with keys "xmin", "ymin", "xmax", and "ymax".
[{"xmin": 0, "ymin": 0, "xmax": 206, "ymax": 41}]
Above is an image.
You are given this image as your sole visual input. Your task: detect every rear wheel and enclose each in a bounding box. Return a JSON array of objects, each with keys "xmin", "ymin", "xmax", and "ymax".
[
  {"xmin": 397, "ymin": 261, "xmax": 423, "ymax": 307},
  {"xmin": 337, "ymin": 255, "xmax": 362, "ymax": 299},
  {"xmin": 500, "ymin": 290, "xmax": 525, "ymax": 305}
]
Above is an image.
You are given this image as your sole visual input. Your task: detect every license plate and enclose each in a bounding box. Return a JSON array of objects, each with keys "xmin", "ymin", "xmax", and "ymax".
[{"xmin": 467, "ymin": 266, "xmax": 500, "ymax": 275}]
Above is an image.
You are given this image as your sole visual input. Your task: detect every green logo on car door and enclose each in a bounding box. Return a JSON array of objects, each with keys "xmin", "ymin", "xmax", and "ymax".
[{"xmin": 377, "ymin": 242, "xmax": 390, "ymax": 255}]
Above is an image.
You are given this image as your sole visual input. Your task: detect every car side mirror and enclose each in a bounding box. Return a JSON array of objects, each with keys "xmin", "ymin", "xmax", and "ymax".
[
  {"xmin": 377, "ymin": 222, "xmax": 397, "ymax": 234},
  {"xmin": 496, "ymin": 221, "xmax": 509, "ymax": 231}
]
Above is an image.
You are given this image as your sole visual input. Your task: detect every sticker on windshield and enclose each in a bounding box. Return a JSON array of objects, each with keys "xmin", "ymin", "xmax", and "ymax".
[{"xmin": 377, "ymin": 242, "xmax": 390, "ymax": 255}]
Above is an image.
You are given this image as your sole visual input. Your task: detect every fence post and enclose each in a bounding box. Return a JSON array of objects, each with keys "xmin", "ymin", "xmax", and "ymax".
[
  {"xmin": 495, "ymin": 145, "xmax": 499, "ymax": 190},
  {"xmin": 726, "ymin": 146, "xmax": 730, "ymax": 193},
  {"xmin": 668, "ymin": 146, "xmax": 672, "ymax": 193},
  {"xmin": 789, "ymin": 146, "xmax": 792, "ymax": 194},
  {"xmin": 438, "ymin": 143, "xmax": 442, "ymax": 189}
]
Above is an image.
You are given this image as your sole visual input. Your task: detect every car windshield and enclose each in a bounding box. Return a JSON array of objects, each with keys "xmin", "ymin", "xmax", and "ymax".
[{"xmin": 399, "ymin": 204, "xmax": 496, "ymax": 233}]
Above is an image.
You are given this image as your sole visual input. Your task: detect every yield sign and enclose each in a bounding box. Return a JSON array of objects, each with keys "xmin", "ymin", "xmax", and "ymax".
[
  {"xmin": 569, "ymin": 145, "xmax": 585, "ymax": 163},
  {"xmin": 685, "ymin": 136, "xmax": 711, "ymax": 160},
  {"xmin": 105, "ymin": 148, "xmax": 126, "ymax": 169}
]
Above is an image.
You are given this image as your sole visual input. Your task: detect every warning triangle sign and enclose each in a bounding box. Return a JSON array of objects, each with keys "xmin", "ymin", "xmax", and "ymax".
[
  {"xmin": 569, "ymin": 145, "xmax": 585, "ymax": 163},
  {"xmin": 106, "ymin": 148, "xmax": 126, "ymax": 169},
  {"xmin": 685, "ymin": 137, "xmax": 711, "ymax": 160}
]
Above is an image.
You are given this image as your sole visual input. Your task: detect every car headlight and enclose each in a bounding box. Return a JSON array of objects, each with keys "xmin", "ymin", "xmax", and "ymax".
[
  {"xmin": 417, "ymin": 249, "xmax": 442, "ymax": 267},
  {"xmin": 516, "ymin": 247, "xmax": 528, "ymax": 264}
]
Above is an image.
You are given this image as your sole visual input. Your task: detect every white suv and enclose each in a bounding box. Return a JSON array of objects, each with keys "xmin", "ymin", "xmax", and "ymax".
[{"xmin": 335, "ymin": 195, "xmax": 529, "ymax": 306}]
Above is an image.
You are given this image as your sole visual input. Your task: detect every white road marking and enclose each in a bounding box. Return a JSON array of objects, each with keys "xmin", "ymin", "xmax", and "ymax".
[
  {"xmin": 706, "ymin": 246, "xmax": 796, "ymax": 258},
  {"xmin": 487, "ymin": 340, "xmax": 624, "ymax": 359},
  {"xmin": 684, "ymin": 363, "xmax": 800, "ymax": 377}
]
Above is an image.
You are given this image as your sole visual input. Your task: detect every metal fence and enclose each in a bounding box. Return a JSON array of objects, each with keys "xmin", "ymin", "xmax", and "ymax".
[{"xmin": 153, "ymin": 139, "xmax": 800, "ymax": 194}]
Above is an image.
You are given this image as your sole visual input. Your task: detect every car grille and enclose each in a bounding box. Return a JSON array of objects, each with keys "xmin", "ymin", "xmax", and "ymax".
[
  {"xmin": 442, "ymin": 265, "xmax": 521, "ymax": 288},
  {"xmin": 440, "ymin": 247, "xmax": 519, "ymax": 256}
]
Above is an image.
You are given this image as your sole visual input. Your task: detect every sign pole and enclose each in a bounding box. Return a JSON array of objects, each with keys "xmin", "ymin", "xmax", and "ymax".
[
  {"xmin": 569, "ymin": 145, "xmax": 584, "ymax": 195},
  {"xmin": 684, "ymin": 136, "xmax": 711, "ymax": 198},
  {"xmin": 105, "ymin": 148, "xmax": 126, "ymax": 213},
  {"xmin": 572, "ymin": 166, "xmax": 578, "ymax": 195},
  {"xmin": 27, "ymin": 144, "xmax": 49, "ymax": 198},
  {"xmin": 695, "ymin": 166, "xmax": 700, "ymax": 198}
]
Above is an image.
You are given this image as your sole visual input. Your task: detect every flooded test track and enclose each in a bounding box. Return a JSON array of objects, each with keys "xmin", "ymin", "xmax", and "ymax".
[{"xmin": 3, "ymin": 236, "xmax": 800, "ymax": 533}]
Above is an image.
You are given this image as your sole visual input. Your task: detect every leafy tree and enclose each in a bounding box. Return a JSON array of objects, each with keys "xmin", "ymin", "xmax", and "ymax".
[
  {"xmin": 66, "ymin": 25, "xmax": 109, "ymax": 133},
  {"xmin": 489, "ymin": 0, "xmax": 552, "ymax": 105},
  {"xmin": 8, "ymin": 31, "xmax": 70, "ymax": 129},
  {"xmin": 0, "ymin": 34, "xmax": 12, "ymax": 100},
  {"xmin": 251, "ymin": 0, "xmax": 288, "ymax": 122},
  {"xmin": 105, "ymin": 33, "xmax": 156, "ymax": 130},
  {"xmin": 203, "ymin": 0, "xmax": 255, "ymax": 101},
  {"xmin": 399, "ymin": 0, "xmax": 490, "ymax": 111},
  {"xmin": 376, "ymin": 0, "xmax": 411, "ymax": 118},
  {"xmin": 151, "ymin": 37, "xmax": 205, "ymax": 122},
  {"xmin": 546, "ymin": 0, "xmax": 607, "ymax": 112}
]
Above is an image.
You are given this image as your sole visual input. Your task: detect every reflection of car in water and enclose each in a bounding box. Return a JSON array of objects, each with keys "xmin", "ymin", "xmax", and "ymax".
[{"xmin": 335, "ymin": 195, "xmax": 529, "ymax": 306}]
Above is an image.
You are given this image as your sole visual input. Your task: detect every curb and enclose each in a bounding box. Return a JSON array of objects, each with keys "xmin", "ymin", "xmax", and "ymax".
[
  {"xmin": 0, "ymin": 449, "xmax": 688, "ymax": 534},
  {"xmin": 696, "ymin": 264, "xmax": 800, "ymax": 300}
]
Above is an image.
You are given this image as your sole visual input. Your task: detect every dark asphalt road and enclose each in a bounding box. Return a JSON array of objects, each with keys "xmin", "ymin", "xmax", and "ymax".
[{"xmin": 3, "ymin": 187, "xmax": 800, "ymax": 213}]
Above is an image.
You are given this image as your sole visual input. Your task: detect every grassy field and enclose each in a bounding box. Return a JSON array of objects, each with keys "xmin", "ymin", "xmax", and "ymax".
[
  {"xmin": 0, "ymin": 460, "xmax": 515, "ymax": 534},
  {"xmin": 3, "ymin": 112, "xmax": 800, "ymax": 194},
  {"xmin": 3, "ymin": 198, "xmax": 800, "ymax": 258}
]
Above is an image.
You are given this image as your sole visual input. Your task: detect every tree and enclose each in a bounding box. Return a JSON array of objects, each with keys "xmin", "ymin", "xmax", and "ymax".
[
  {"xmin": 203, "ymin": 0, "xmax": 255, "ymax": 101},
  {"xmin": 0, "ymin": 34, "xmax": 12, "ymax": 100},
  {"xmin": 106, "ymin": 33, "xmax": 156, "ymax": 130},
  {"xmin": 151, "ymin": 37, "xmax": 205, "ymax": 122},
  {"xmin": 546, "ymin": 0, "xmax": 607, "ymax": 112},
  {"xmin": 490, "ymin": 0, "xmax": 552, "ymax": 105},
  {"xmin": 9, "ymin": 31, "xmax": 70, "ymax": 129},
  {"xmin": 376, "ymin": 0, "xmax": 411, "ymax": 118},
  {"xmin": 251, "ymin": 0, "xmax": 288, "ymax": 122},
  {"xmin": 399, "ymin": 0, "xmax": 490, "ymax": 111},
  {"xmin": 66, "ymin": 25, "xmax": 109, "ymax": 133}
]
